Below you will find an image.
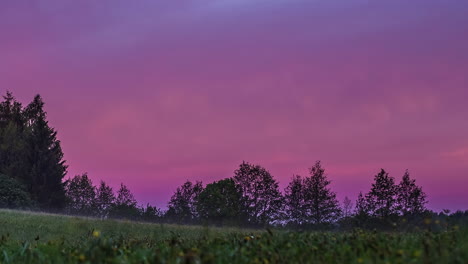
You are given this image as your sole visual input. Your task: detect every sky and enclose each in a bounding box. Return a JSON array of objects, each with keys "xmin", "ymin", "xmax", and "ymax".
[{"xmin": 1, "ymin": 0, "xmax": 467, "ymax": 211}]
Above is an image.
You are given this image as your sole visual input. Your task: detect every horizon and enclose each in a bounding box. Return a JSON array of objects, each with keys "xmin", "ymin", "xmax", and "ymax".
[{"xmin": 1, "ymin": 0, "xmax": 467, "ymax": 212}]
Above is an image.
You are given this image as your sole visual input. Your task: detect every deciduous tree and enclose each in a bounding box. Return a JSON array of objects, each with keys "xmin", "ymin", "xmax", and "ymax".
[{"xmin": 233, "ymin": 161, "xmax": 283, "ymax": 226}]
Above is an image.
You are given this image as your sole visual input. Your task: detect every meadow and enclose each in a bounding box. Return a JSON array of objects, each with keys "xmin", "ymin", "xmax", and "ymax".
[{"xmin": 0, "ymin": 209, "xmax": 466, "ymax": 264}]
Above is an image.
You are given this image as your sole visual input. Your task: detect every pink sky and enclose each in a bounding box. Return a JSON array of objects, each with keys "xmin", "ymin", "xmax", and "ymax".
[{"xmin": 1, "ymin": 0, "xmax": 467, "ymax": 211}]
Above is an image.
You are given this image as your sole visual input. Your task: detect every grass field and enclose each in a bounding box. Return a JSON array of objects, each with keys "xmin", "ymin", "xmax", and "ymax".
[{"xmin": 0, "ymin": 210, "xmax": 467, "ymax": 263}]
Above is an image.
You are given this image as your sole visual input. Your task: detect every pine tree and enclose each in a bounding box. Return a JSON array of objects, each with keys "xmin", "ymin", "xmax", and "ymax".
[
  {"xmin": 0, "ymin": 92, "xmax": 29, "ymax": 185},
  {"xmin": 24, "ymin": 95, "xmax": 67, "ymax": 209},
  {"xmin": 233, "ymin": 161, "xmax": 283, "ymax": 226},
  {"xmin": 302, "ymin": 161, "xmax": 341, "ymax": 225},
  {"xmin": 397, "ymin": 170, "xmax": 427, "ymax": 216}
]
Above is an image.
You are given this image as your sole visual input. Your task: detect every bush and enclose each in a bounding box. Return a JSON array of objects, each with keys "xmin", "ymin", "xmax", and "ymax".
[{"xmin": 0, "ymin": 174, "xmax": 35, "ymax": 209}]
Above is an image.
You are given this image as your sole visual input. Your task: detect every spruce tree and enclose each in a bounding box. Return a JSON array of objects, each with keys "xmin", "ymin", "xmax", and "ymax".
[{"xmin": 24, "ymin": 95, "xmax": 67, "ymax": 209}]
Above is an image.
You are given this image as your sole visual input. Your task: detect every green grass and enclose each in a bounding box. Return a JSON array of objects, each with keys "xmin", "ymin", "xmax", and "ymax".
[{"xmin": 0, "ymin": 209, "xmax": 467, "ymax": 263}]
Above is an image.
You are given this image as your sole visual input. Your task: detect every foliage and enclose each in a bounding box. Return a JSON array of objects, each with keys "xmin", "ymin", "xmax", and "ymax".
[
  {"xmin": 64, "ymin": 173, "xmax": 96, "ymax": 216},
  {"xmin": 108, "ymin": 183, "xmax": 140, "ymax": 219},
  {"xmin": 303, "ymin": 161, "xmax": 341, "ymax": 225},
  {"xmin": 0, "ymin": 175, "xmax": 34, "ymax": 209},
  {"xmin": 233, "ymin": 161, "xmax": 283, "ymax": 226},
  {"xmin": 0, "ymin": 92, "xmax": 67, "ymax": 210},
  {"xmin": 283, "ymin": 175, "xmax": 305, "ymax": 225},
  {"xmin": 95, "ymin": 180, "xmax": 115, "ymax": 218},
  {"xmin": 283, "ymin": 162, "xmax": 341, "ymax": 226},
  {"xmin": 397, "ymin": 170, "xmax": 427, "ymax": 216},
  {"xmin": 197, "ymin": 178, "xmax": 243, "ymax": 225},
  {"xmin": 364, "ymin": 169, "xmax": 398, "ymax": 218},
  {"xmin": 166, "ymin": 180, "xmax": 203, "ymax": 224}
]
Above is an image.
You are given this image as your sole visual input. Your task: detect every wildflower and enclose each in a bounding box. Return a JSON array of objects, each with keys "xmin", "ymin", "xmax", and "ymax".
[
  {"xmin": 78, "ymin": 254, "xmax": 86, "ymax": 261},
  {"xmin": 357, "ymin": 257, "xmax": 364, "ymax": 263},
  {"xmin": 92, "ymin": 230, "xmax": 100, "ymax": 238},
  {"xmin": 397, "ymin": 249, "xmax": 404, "ymax": 256},
  {"xmin": 244, "ymin": 236, "xmax": 251, "ymax": 241}
]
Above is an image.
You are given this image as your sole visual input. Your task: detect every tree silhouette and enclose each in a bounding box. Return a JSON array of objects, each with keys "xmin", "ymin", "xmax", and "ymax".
[
  {"xmin": 64, "ymin": 173, "xmax": 96, "ymax": 215},
  {"xmin": 397, "ymin": 170, "xmax": 427, "ymax": 216},
  {"xmin": 166, "ymin": 180, "xmax": 203, "ymax": 224},
  {"xmin": 197, "ymin": 178, "xmax": 243, "ymax": 225},
  {"xmin": 233, "ymin": 161, "xmax": 283, "ymax": 226},
  {"xmin": 342, "ymin": 196, "xmax": 353, "ymax": 218},
  {"xmin": 109, "ymin": 183, "xmax": 139, "ymax": 219},
  {"xmin": 24, "ymin": 95, "xmax": 68, "ymax": 209},
  {"xmin": 95, "ymin": 180, "xmax": 115, "ymax": 218},
  {"xmin": 302, "ymin": 161, "xmax": 341, "ymax": 225},
  {"xmin": 365, "ymin": 169, "xmax": 398, "ymax": 218},
  {"xmin": 284, "ymin": 175, "xmax": 306, "ymax": 225},
  {"xmin": 0, "ymin": 174, "xmax": 34, "ymax": 209}
]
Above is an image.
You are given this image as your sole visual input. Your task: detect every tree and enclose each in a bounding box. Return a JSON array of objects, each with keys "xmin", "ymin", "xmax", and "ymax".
[
  {"xmin": 365, "ymin": 169, "xmax": 398, "ymax": 218},
  {"xmin": 140, "ymin": 204, "xmax": 163, "ymax": 222},
  {"xmin": 24, "ymin": 95, "xmax": 68, "ymax": 209},
  {"xmin": 355, "ymin": 192, "xmax": 368, "ymax": 217},
  {"xmin": 196, "ymin": 178, "xmax": 243, "ymax": 225},
  {"xmin": 284, "ymin": 175, "xmax": 306, "ymax": 225},
  {"xmin": 397, "ymin": 170, "xmax": 427, "ymax": 216},
  {"xmin": 166, "ymin": 180, "xmax": 203, "ymax": 224},
  {"xmin": 64, "ymin": 173, "xmax": 96, "ymax": 215},
  {"xmin": 233, "ymin": 161, "xmax": 283, "ymax": 226},
  {"xmin": 302, "ymin": 161, "xmax": 341, "ymax": 225},
  {"xmin": 0, "ymin": 174, "xmax": 34, "ymax": 209},
  {"xmin": 95, "ymin": 181, "xmax": 115, "ymax": 218},
  {"xmin": 109, "ymin": 183, "xmax": 140, "ymax": 219},
  {"xmin": 342, "ymin": 196, "xmax": 353, "ymax": 218},
  {"xmin": 0, "ymin": 92, "xmax": 29, "ymax": 189},
  {"xmin": 0, "ymin": 93, "xmax": 67, "ymax": 210}
]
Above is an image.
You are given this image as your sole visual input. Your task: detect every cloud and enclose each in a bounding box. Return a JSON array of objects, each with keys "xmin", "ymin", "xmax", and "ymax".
[{"xmin": 443, "ymin": 148, "xmax": 468, "ymax": 162}]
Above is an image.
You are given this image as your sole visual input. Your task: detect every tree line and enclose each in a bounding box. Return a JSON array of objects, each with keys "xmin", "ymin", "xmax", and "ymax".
[{"xmin": 0, "ymin": 92, "xmax": 465, "ymax": 229}]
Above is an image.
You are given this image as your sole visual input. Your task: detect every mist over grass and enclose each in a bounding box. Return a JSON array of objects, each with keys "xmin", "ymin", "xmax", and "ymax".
[{"xmin": 1, "ymin": 209, "xmax": 467, "ymax": 264}]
